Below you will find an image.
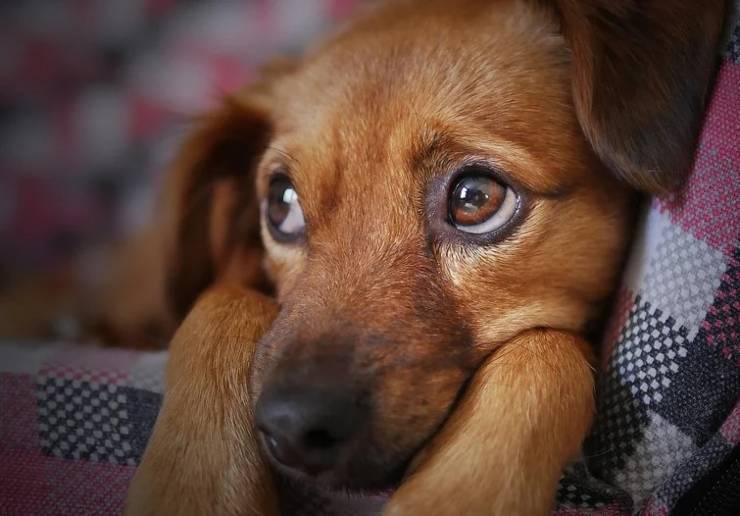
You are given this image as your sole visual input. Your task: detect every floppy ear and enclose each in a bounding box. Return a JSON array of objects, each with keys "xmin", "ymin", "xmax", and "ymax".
[
  {"xmin": 555, "ymin": 0, "xmax": 728, "ymax": 194},
  {"xmin": 164, "ymin": 94, "xmax": 273, "ymax": 320},
  {"xmin": 163, "ymin": 58, "xmax": 302, "ymax": 320}
]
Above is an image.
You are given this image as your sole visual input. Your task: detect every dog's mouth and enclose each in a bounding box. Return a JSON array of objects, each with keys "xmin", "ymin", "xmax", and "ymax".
[{"xmin": 258, "ymin": 430, "xmax": 410, "ymax": 493}]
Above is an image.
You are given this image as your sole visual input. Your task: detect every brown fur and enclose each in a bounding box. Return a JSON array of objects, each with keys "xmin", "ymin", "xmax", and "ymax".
[
  {"xmin": 385, "ymin": 330, "xmax": 595, "ymax": 515},
  {"xmin": 555, "ymin": 0, "xmax": 727, "ymax": 194},
  {"xmin": 126, "ymin": 0, "xmax": 727, "ymax": 514},
  {"xmin": 126, "ymin": 286, "xmax": 279, "ymax": 516}
]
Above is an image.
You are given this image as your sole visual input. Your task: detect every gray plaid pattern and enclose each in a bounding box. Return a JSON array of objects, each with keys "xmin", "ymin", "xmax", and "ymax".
[
  {"xmin": 612, "ymin": 411, "xmax": 696, "ymax": 505},
  {"xmin": 586, "ymin": 296, "xmax": 693, "ymax": 482},
  {"xmin": 642, "ymin": 223, "xmax": 727, "ymax": 338},
  {"xmin": 37, "ymin": 377, "xmax": 137, "ymax": 465}
]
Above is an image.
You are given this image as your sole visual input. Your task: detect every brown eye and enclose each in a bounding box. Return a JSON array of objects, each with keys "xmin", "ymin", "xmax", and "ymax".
[
  {"xmin": 449, "ymin": 174, "xmax": 518, "ymax": 234},
  {"xmin": 266, "ymin": 176, "xmax": 305, "ymax": 241}
]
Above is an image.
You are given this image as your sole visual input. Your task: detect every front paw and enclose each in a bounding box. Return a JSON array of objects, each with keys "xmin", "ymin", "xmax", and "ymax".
[
  {"xmin": 384, "ymin": 483, "xmax": 457, "ymax": 516},
  {"xmin": 126, "ymin": 285, "xmax": 280, "ymax": 515},
  {"xmin": 384, "ymin": 330, "xmax": 594, "ymax": 516}
]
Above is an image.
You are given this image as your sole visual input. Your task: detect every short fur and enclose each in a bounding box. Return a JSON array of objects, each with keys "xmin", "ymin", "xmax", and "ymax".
[{"xmin": 126, "ymin": 0, "xmax": 727, "ymax": 514}]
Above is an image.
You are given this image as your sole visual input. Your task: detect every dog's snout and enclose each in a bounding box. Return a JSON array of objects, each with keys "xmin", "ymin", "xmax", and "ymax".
[{"xmin": 255, "ymin": 385, "xmax": 367, "ymax": 476}]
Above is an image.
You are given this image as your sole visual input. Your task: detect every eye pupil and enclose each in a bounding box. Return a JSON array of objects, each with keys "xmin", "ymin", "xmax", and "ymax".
[{"xmin": 458, "ymin": 186, "xmax": 489, "ymax": 210}]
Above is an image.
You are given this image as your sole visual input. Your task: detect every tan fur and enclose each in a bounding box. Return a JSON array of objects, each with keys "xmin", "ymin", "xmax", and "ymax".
[
  {"xmin": 386, "ymin": 330, "xmax": 595, "ymax": 515},
  {"xmin": 125, "ymin": 286, "xmax": 278, "ymax": 515},
  {"xmin": 119, "ymin": 0, "xmax": 727, "ymax": 514}
]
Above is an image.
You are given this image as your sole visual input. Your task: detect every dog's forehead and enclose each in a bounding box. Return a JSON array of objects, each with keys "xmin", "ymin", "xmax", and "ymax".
[
  {"xmin": 266, "ymin": 0, "xmax": 584, "ymax": 225},
  {"xmin": 288, "ymin": 6, "xmax": 576, "ymax": 144},
  {"xmin": 278, "ymin": 3, "xmax": 567, "ymax": 125}
]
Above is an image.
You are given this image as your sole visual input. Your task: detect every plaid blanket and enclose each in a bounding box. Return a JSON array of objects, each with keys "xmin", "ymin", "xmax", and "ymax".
[{"xmin": 2, "ymin": 8, "xmax": 738, "ymax": 516}]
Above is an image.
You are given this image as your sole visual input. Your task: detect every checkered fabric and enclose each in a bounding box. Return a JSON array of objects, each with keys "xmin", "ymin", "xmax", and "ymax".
[
  {"xmin": 553, "ymin": 15, "xmax": 740, "ymax": 514},
  {"xmin": 0, "ymin": 0, "xmax": 358, "ymax": 281},
  {"xmin": 0, "ymin": 345, "xmax": 165, "ymax": 515},
  {"xmin": 1, "ymin": 7, "xmax": 738, "ymax": 516}
]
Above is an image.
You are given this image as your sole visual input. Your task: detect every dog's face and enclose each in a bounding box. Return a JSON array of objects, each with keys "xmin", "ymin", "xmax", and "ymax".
[
  {"xmin": 250, "ymin": 1, "xmax": 632, "ymax": 489},
  {"xmin": 164, "ymin": 0, "xmax": 724, "ymax": 492}
]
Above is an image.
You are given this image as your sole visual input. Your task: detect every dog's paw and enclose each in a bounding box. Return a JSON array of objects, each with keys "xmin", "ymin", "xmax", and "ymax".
[{"xmin": 383, "ymin": 476, "xmax": 466, "ymax": 516}]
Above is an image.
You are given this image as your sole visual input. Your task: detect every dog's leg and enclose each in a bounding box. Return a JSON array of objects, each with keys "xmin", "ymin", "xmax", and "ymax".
[
  {"xmin": 385, "ymin": 329, "xmax": 594, "ymax": 516},
  {"xmin": 125, "ymin": 286, "xmax": 279, "ymax": 516}
]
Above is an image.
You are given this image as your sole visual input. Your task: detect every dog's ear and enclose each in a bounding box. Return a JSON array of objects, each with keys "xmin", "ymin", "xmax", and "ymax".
[
  {"xmin": 164, "ymin": 96, "xmax": 271, "ymax": 320},
  {"xmin": 555, "ymin": 0, "xmax": 728, "ymax": 194},
  {"xmin": 163, "ymin": 58, "xmax": 301, "ymax": 320}
]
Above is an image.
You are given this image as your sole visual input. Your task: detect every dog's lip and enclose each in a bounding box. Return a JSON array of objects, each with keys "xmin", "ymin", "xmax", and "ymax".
[{"xmin": 268, "ymin": 461, "xmax": 400, "ymax": 495}]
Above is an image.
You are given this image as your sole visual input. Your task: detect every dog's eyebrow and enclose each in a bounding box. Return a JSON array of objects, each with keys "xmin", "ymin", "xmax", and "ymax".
[
  {"xmin": 406, "ymin": 130, "xmax": 456, "ymax": 173},
  {"xmin": 267, "ymin": 146, "xmax": 301, "ymax": 168},
  {"xmin": 408, "ymin": 130, "xmax": 573, "ymax": 198}
]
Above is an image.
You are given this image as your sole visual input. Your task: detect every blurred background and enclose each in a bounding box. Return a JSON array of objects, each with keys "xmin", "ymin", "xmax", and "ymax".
[{"xmin": 0, "ymin": 0, "xmax": 361, "ymax": 299}]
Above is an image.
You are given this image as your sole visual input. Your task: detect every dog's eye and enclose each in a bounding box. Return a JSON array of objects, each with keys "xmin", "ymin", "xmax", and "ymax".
[
  {"xmin": 448, "ymin": 173, "xmax": 517, "ymax": 234},
  {"xmin": 267, "ymin": 176, "xmax": 305, "ymax": 241}
]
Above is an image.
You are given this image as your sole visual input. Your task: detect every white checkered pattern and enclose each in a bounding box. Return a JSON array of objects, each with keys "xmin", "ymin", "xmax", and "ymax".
[
  {"xmin": 642, "ymin": 223, "xmax": 727, "ymax": 339},
  {"xmin": 610, "ymin": 300, "xmax": 689, "ymax": 407},
  {"xmin": 613, "ymin": 411, "xmax": 696, "ymax": 506},
  {"xmin": 37, "ymin": 376, "xmax": 137, "ymax": 465}
]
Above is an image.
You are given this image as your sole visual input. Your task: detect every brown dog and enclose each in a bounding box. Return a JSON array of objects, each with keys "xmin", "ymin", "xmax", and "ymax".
[{"xmin": 126, "ymin": 0, "xmax": 727, "ymax": 514}]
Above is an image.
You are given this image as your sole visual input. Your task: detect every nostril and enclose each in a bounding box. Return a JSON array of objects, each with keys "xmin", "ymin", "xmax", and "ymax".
[
  {"xmin": 304, "ymin": 428, "xmax": 339, "ymax": 450},
  {"xmin": 255, "ymin": 386, "xmax": 367, "ymax": 476},
  {"xmin": 261, "ymin": 430, "xmax": 300, "ymax": 469}
]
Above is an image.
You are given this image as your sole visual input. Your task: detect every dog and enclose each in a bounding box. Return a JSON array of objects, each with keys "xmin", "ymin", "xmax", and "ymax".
[{"xmin": 125, "ymin": 0, "xmax": 728, "ymax": 514}]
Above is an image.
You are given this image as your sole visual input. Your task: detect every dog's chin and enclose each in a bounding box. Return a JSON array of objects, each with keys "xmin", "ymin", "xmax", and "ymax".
[{"xmin": 275, "ymin": 467, "xmax": 403, "ymax": 497}]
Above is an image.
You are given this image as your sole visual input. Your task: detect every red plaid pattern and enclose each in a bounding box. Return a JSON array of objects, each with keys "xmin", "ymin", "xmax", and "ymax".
[{"xmin": 1, "ymin": 346, "xmax": 165, "ymax": 515}]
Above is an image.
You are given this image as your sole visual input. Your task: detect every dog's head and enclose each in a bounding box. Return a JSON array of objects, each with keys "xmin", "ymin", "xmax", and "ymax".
[{"xmin": 164, "ymin": 0, "xmax": 726, "ymax": 491}]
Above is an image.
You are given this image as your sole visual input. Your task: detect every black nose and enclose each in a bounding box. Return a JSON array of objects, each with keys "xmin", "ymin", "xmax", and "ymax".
[{"xmin": 255, "ymin": 385, "xmax": 367, "ymax": 476}]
